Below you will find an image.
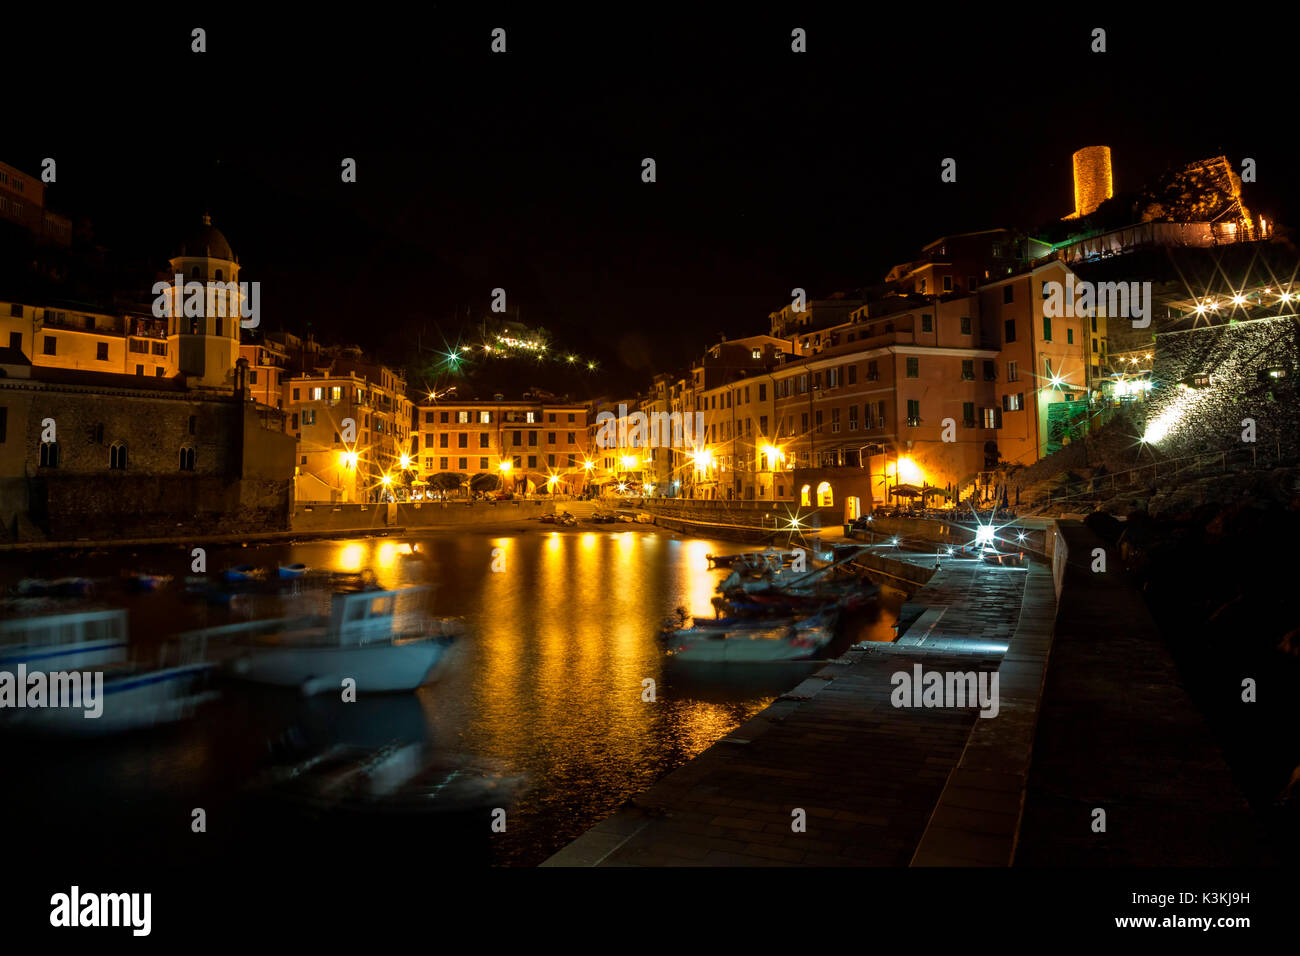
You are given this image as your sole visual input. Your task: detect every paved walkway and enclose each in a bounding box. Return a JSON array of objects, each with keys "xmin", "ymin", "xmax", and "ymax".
[
  {"xmin": 544, "ymin": 552, "xmax": 1046, "ymax": 867},
  {"xmin": 1015, "ymin": 523, "xmax": 1266, "ymax": 865}
]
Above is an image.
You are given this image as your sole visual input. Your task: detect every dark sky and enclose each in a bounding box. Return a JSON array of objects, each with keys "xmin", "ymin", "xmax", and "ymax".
[{"xmin": 10, "ymin": 9, "xmax": 1296, "ymax": 383}]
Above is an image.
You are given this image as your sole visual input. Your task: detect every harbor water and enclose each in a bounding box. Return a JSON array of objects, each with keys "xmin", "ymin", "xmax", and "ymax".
[{"xmin": 0, "ymin": 528, "xmax": 904, "ymax": 866}]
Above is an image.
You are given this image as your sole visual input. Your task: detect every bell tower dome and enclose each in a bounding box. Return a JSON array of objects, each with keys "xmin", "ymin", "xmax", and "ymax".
[{"xmin": 165, "ymin": 215, "xmax": 243, "ymax": 389}]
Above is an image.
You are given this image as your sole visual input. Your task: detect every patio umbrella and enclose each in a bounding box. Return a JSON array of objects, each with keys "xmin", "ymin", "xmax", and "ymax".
[{"xmin": 892, "ymin": 484, "xmax": 923, "ymax": 498}]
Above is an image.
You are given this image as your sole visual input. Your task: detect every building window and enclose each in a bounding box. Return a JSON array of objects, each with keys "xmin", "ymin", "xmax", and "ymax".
[
  {"xmin": 1067, "ymin": 328, "xmax": 1074, "ymax": 345},
  {"xmin": 983, "ymin": 408, "xmax": 1002, "ymax": 429},
  {"xmin": 1007, "ymin": 361, "xmax": 1018, "ymax": 382},
  {"xmin": 547, "ymin": 431, "xmax": 556, "ymax": 444},
  {"xmin": 1092, "ymin": 338, "xmax": 1098, "ymax": 353},
  {"xmin": 480, "ymin": 411, "xmax": 491, "ymax": 424},
  {"xmin": 1043, "ymin": 316, "xmax": 1052, "ymax": 342},
  {"xmin": 906, "ymin": 357, "xmax": 919, "ymax": 378},
  {"xmin": 109, "ymin": 442, "xmax": 128, "ymax": 470},
  {"xmin": 1004, "ymin": 319, "xmax": 1016, "ymax": 343},
  {"xmin": 457, "ymin": 411, "xmax": 470, "ymax": 423},
  {"xmin": 480, "ymin": 457, "xmax": 489, "ymax": 469},
  {"xmin": 43, "ymin": 336, "xmax": 56, "ymax": 355},
  {"xmin": 479, "ymin": 433, "xmax": 489, "ymax": 448},
  {"xmin": 983, "ymin": 360, "xmax": 996, "ymax": 382},
  {"xmin": 962, "ymin": 402, "xmax": 975, "ymax": 427},
  {"xmin": 961, "ymin": 360, "xmax": 974, "ymax": 381},
  {"xmin": 528, "ymin": 432, "xmax": 537, "ymax": 447},
  {"xmin": 440, "ymin": 411, "xmax": 449, "ymax": 423},
  {"xmin": 96, "ymin": 342, "xmax": 109, "ymax": 361},
  {"xmin": 568, "ymin": 413, "xmax": 576, "ymax": 423},
  {"xmin": 1091, "ymin": 315, "xmax": 1097, "ymax": 333},
  {"xmin": 458, "ymin": 457, "xmax": 468, "ymax": 470},
  {"xmin": 439, "ymin": 434, "xmax": 449, "ymax": 448},
  {"xmin": 943, "ymin": 276, "xmax": 953, "ymax": 292},
  {"xmin": 527, "ymin": 455, "xmax": 537, "ymax": 469},
  {"xmin": 439, "ymin": 457, "xmax": 449, "ymax": 470},
  {"xmin": 815, "ymin": 410, "xmax": 823, "ymax": 432},
  {"xmin": 830, "ymin": 408, "xmax": 841, "ymax": 433},
  {"xmin": 960, "ymin": 316, "xmax": 971, "ymax": 335},
  {"xmin": 906, "ymin": 399, "xmax": 921, "ymax": 427},
  {"xmin": 867, "ymin": 360, "xmax": 878, "ymax": 381},
  {"xmin": 1002, "ymin": 393, "xmax": 1024, "ymax": 411},
  {"xmin": 1003, "ymin": 285, "xmax": 1014, "ymax": 304},
  {"xmin": 179, "ymin": 446, "xmax": 196, "ymax": 471},
  {"xmin": 152, "ymin": 341, "xmax": 167, "ymax": 356},
  {"xmin": 921, "ymin": 314, "xmax": 933, "ymax": 332},
  {"xmin": 566, "ymin": 432, "xmax": 575, "ymax": 444},
  {"xmin": 40, "ymin": 442, "xmax": 59, "ymax": 468},
  {"xmin": 848, "ymin": 406, "xmax": 858, "ymax": 430},
  {"xmin": 302, "ymin": 410, "xmax": 316, "ymax": 425}
]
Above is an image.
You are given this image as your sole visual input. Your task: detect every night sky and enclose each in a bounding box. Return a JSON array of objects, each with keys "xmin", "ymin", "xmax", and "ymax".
[{"xmin": 10, "ymin": 9, "xmax": 1295, "ymax": 384}]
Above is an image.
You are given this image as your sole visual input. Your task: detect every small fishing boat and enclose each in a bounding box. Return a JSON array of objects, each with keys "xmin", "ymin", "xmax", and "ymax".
[
  {"xmin": 278, "ymin": 563, "xmax": 309, "ymax": 579},
  {"xmin": 123, "ymin": 571, "xmax": 173, "ymax": 592},
  {"xmin": 14, "ymin": 577, "xmax": 95, "ymax": 598},
  {"xmin": 0, "ymin": 608, "xmax": 128, "ymax": 672},
  {"xmin": 224, "ymin": 564, "xmax": 265, "ymax": 583},
  {"xmin": 0, "ymin": 608, "xmax": 217, "ymax": 735},
  {"xmin": 181, "ymin": 586, "xmax": 461, "ymax": 695},
  {"xmin": 667, "ymin": 611, "xmax": 837, "ymax": 663}
]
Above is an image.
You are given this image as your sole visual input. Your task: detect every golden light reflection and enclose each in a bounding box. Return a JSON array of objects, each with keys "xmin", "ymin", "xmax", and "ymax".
[
  {"xmin": 337, "ymin": 542, "xmax": 365, "ymax": 571},
  {"xmin": 376, "ymin": 541, "xmax": 399, "ymax": 569}
]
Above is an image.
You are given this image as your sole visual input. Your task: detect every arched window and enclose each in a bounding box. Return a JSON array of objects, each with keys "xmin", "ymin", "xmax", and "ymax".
[
  {"xmin": 110, "ymin": 441, "xmax": 128, "ymax": 470},
  {"xmin": 817, "ymin": 481, "xmax": 833, "ymax": 507},
  {"xmin": 179, "ymin": 446, "xmax": 196, "ymax": 471},
  {"xmin": 39, "ymin": 441, "xmax": 59, "ymax": 468},
  {"xmin": 800, "ymin": 483, "xmax": 811, "ymax": 506},
  {"xmin": 214, "ymin": 269, "xmax": 223, "ymax": 282}
]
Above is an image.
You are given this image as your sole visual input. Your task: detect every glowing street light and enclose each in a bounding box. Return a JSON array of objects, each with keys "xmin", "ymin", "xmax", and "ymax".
[
  {"xmin": 499, "ymin": 460, "xmax": 512, "ymax": 474},
  {"xmin": 398, "ymin": 454, "xmax": 412, "ymax": 470}
]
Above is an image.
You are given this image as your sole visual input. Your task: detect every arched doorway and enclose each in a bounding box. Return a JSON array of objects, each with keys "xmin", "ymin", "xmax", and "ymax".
[
  {"xmin": 816, "ymin": 481, "xmax": 833, "ymax": 507},
  {"xmin": 800, "ymin": 484, "xmax": 811, "ymax": 506}
]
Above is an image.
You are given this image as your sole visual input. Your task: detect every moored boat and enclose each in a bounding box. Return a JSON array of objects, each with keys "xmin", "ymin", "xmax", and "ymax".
[
  {"xmin": 0, "ymin": 608, "xmax": 217, "ymax": 735},
  {"xmin": 278, "ymin": 563, "xmax": 309, "ymax": 579},
  {"xmin": 181, "ymin": 586, "xmax": 462, "ymax": 695}
]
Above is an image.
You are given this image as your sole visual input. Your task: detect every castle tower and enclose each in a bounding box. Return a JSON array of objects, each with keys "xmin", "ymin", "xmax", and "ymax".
[
  {"xmin": 164, "ymin": 215, "xmax": 243, "ymax": 389},
  {"xmin": 1069, "ymin": 146, "xmax": 1113, "ymax": 219}
]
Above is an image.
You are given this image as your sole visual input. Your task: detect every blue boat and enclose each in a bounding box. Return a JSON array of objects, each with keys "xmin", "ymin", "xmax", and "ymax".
[{"xmin": 278, "ymin": 563, "xmax": 309, "ymax": 579}]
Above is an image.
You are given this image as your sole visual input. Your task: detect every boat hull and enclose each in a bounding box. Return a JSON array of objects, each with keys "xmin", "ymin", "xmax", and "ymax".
[
  {"xmin": 1, "ymin": 664, "xmax": 217, "ymax": 736},
  {"xmin": 228, "ymin": 637, "xmax": 453, "ymax": 694}
]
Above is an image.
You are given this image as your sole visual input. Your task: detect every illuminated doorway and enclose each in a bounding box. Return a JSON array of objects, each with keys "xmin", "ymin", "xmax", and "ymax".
[
  {"xmin": 816, "ymin": 481, "xmax": 833, "ymax": 507},
  {"xmin": 845, "ymin": 496, "xmax": 861, "ymax": 521}
]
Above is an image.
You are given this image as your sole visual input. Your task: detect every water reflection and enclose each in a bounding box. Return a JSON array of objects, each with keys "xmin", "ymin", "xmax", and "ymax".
[{"xmin": 0, "ymin": 528, "xmax": 902, "ymax": 866}]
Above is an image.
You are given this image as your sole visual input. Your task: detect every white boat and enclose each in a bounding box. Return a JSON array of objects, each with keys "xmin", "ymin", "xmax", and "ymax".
[
  {"xmin": 667, "ymin": 612, "xmax": 836, "ymax": 663},
  {"xmin": 0, "ymin": 609, "xmax": 217, "ymax": 735},
  {"xmin": 182, "ymin": 587, "xmax": 461, "ymax": 695},
  {"xmin": 0, "ymin": 608, "xmax": 129, "ymax": 673}
]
